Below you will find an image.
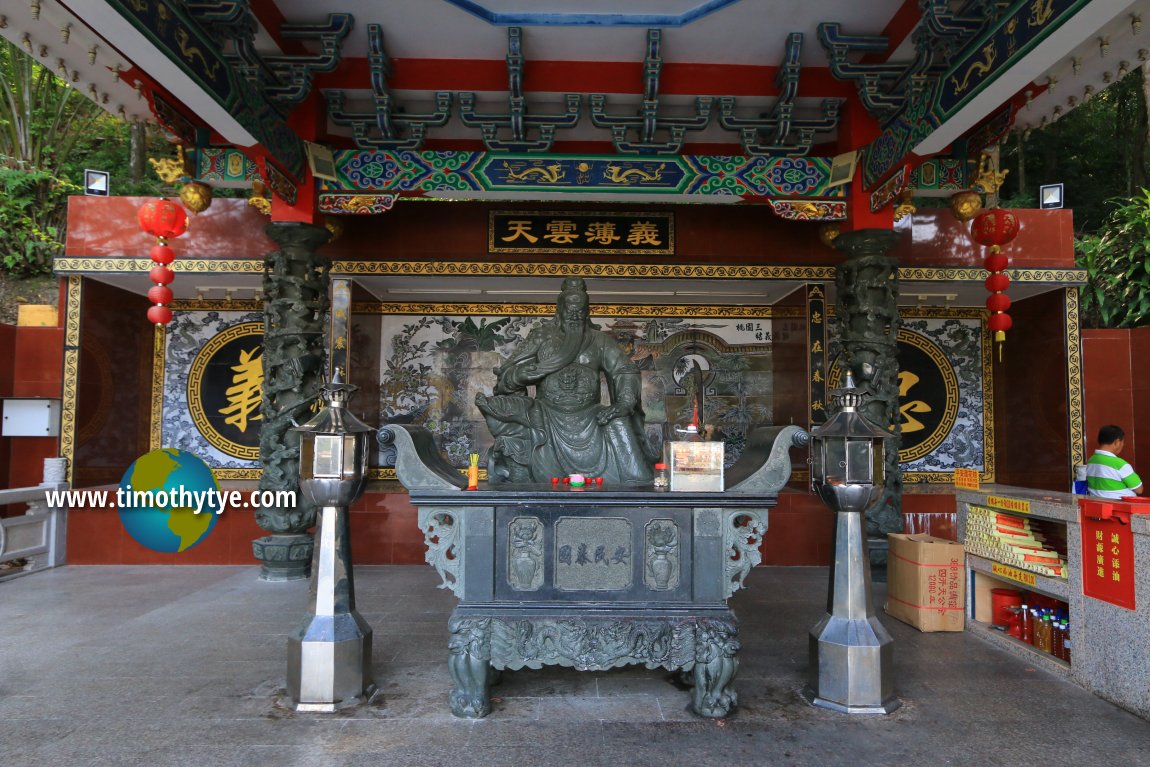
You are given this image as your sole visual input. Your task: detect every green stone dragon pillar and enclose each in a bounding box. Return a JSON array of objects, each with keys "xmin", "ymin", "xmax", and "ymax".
[
  {"xmin": 833, "ymin": 229, "xmax": 902, "ymax": 537},
  {"xmin": 252, "ymin": 222, "xmax": 330, "ymax": 581}
]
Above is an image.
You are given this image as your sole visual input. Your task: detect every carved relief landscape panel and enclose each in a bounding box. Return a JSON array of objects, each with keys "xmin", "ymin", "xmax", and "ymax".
[{"xmin": 373, "ymin": 307, "xmax": 776, "ymax": 475}]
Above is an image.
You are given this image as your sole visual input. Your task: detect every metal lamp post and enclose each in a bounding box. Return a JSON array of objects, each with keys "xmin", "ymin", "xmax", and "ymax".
[
  {"xmin": 287, "ymin": 369, "xmax": 375, "ymax": 711},
  {"xmin": 803, "ymin": 373, "xmax": 900, "ymax": 714}
]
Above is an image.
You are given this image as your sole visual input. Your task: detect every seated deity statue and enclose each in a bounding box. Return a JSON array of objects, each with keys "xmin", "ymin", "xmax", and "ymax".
[{"xmin": 475, "ymin": 277, "xmax": 658, "ymax": 484}]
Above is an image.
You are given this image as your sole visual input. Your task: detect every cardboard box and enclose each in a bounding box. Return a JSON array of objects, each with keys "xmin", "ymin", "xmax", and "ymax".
[{"xmin": 885, "ymin": 533, "xmax": 966, "ymax": 632}]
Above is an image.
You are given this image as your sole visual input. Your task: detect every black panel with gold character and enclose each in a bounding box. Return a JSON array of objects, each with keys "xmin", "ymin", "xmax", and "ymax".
[{"xmin": 186, "ymin": 322, "xmax": 264, "ymax": 460}]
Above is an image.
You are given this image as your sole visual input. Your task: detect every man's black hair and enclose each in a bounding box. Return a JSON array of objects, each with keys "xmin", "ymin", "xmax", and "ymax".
[{"xmin": 1099, "ymin": 424, "xmax": 1126, "ymax": 445}]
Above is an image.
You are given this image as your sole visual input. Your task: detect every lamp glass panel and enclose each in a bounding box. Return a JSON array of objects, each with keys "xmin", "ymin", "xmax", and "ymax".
[
  {"xmin": 846, "ymin": 438, "xmax": 874, "ymax": 485},
  {"xmin": 873, "ymin": 440, "xmax": 885, "ymax": 485},
  {"xmin": 811, "ymin": 437, "xmax": 825, "ymax": 482},
  {"xmin": 342, "ymin": 434, "xmax": 358, "ymax": 478},
  {"xmin": 299, "ymin": 438, "xmax": 315, "ymax": 481},
  {"xmin": 824, "ymin": 438, "xmax": 846, "ymax": 485},
  {"xmin": 312, "ymin": 434, "xmax": 342, "ymax": 478}
]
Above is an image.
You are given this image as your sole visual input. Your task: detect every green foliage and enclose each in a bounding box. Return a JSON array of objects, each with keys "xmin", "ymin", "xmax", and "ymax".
[
  {"xmin": 0, "ymin": 40, "xmax": 172, "ymax": 275},
  {"xmin": 0, "ymin": 161, "xmax": 79, "ymax": 276},
  {"xmin": 1076, "ymin": 189, "xmax": 1150, "ymax": 328},
  {"xmin": 1000, "ymin": 66, "xmax": 1149, "ymax": 233}
]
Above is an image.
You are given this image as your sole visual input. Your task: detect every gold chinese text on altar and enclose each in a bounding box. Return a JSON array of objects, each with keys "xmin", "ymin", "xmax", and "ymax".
[{"xmin": 489, "ymin": 211, "xmax": 674, "ymax": 255}]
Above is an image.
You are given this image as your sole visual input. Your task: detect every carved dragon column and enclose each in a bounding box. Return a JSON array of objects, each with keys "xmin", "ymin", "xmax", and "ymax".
[
  {"xmin": 833, "ymin": 229, "xmax": 902, "ymax": 537},
  {"xmin": 252, "ymin": 223, "xmax": 331, "ymax": 581}
]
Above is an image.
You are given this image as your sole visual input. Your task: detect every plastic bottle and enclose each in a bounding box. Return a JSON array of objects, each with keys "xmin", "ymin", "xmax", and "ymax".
[
  {"xmin": 1020, "ymin": 602, "xmax": 1031, "ymax": 644},
  {"xmin": 1062, "ymin": 620, "xmax": 1072, "ymax": 664},
  {"xmin": 653, "ymin": 463, "xmax": 669, "ymax": 491},
  {"xmin": 1052, "ymin": 620, "xmax": 1064, "ymax": 660},
  {"xmin": 1040, "ymin": 614, "xmax": 1054, "ymax": 654}
]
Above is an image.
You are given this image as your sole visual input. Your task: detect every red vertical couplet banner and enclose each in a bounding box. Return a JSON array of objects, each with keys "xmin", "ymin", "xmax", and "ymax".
[{"xmin": 1078, "ymin": 498, "xmax": 1143, "ymax": 610}]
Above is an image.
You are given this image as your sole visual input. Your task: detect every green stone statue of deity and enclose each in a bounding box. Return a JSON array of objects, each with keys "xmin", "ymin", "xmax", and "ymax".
[{"xmin": 476, "ymin": 277, "xmax": 658, "ymax": 484}]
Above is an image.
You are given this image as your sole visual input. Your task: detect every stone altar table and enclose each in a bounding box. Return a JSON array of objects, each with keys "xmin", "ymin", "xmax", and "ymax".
[{"xmin": 381, "ymin": 423, "xmax": 807, "ymax": 719}]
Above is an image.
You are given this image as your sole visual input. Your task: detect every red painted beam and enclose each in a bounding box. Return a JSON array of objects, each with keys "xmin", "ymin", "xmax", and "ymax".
[
  {"xmin": 313, "ymin": 59, "xmax": 858, "ymax": 98},
  {"xmin": 860, "ymin": 0, "xmax": 922, "ymax": 64}
]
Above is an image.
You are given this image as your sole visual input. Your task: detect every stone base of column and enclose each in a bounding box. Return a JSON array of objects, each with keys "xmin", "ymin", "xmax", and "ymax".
[{"xmin": 252, "ymin": 533, "xmax": 313, "ymax": 582}]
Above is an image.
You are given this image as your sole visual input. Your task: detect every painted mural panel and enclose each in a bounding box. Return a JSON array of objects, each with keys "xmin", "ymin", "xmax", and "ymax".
[{"xmin": 374, "ymin": 309, "xmax": 776, "ymax": 473}]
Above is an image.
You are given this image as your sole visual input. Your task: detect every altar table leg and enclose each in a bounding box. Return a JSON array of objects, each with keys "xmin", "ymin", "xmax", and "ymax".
[
  {"xmin": 691, "ymin": 618, "xmax": 740, "ymax": 718},
  {"xmin": 448, "ymin": 617, "xmax": 492, "ymax": 718}
]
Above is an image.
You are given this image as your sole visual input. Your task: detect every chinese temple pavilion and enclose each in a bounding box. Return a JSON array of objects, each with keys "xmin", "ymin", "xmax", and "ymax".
[{"xmin": 1, "ymin": 0, "xmax": 1137, "ymax": 572}]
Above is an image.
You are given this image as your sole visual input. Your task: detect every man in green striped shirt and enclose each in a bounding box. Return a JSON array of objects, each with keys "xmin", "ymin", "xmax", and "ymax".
[{"xmin": 1086, "ymin": 425, "xmax": 1143, "ymax": 499}]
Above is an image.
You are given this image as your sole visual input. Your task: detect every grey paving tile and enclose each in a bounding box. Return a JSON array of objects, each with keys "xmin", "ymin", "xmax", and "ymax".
[{"xmin": 1, "ymin": 563, "xmax": 1148, "ymax": 766}]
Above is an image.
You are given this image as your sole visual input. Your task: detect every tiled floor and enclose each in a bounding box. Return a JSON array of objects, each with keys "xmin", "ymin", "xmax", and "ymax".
[{"xmin": 1, "ymin": 565, "xmax": 1147, "ymax": 766}]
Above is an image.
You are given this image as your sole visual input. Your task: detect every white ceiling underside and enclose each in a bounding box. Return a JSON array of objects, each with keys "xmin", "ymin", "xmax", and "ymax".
[{"xmin": 273, "ymin": 0, "xmax": 908, "ymax": 64}]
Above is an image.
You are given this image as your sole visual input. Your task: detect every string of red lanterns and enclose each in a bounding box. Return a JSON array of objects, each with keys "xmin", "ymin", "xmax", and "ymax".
[
  {"xmin": 137, "ymin": 199, "xmax": 188, "ymax": 326},
  {"xmin": 970, "ymin": 207, "xmax": 1020, "ymax": 359}
]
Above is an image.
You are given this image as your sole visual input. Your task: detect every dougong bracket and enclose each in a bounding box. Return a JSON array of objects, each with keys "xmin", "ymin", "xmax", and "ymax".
[
  {"xmin": 459, "ymin": 27, "xmax": 581, "ymax": 152},
  {"xmin": 716, "ymin": 33, "xmax": 839, "ymax": 157},
  {"xmin": 590, "ymin": 29, "xmax": 712, "ymax": 155},
  {"xmin": 325, "ymin": 24, "xmax": 452, "ymax": 151},
  {"xmin": 263, "ymin": 14, "xmax": 353, "ymax": 105}
]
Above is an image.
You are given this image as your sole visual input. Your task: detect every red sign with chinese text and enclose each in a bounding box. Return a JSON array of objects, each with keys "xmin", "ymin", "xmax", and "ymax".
[{"xmin": 1078, "ymin": 498, "xmax": 1147, "ymax": 610}]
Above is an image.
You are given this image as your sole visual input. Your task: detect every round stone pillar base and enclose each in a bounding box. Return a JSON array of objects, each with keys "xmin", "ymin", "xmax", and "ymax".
[{"xmin": 253, "ymin": 534, "xmax": 314, "ymax": 582}]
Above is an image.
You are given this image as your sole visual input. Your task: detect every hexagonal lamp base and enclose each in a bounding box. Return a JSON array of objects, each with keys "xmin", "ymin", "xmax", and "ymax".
[
  {"xmin": 287, "ymin": 612, "xmax": 373, "ymax": 710},
  {"xmin": 804, "ymin": 615, "xmax": 900, "ymax": 714}
]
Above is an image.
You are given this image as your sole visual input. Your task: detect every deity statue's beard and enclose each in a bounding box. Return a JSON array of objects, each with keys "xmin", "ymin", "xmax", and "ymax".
[{"xmin": 531, "ymin": 319, "xmax": 584, "ymax": 377}]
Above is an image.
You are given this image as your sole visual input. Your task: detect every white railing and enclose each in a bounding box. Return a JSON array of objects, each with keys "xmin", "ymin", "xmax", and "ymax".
[{"xmin": 0, "ymin": 458, "xmax": 68, "ymax": 582}]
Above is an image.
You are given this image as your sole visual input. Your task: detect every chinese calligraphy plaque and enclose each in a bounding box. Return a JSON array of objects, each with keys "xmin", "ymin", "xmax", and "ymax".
[
  {"xmin": 555, "ymin": 516, "xmax": 633, "ymax": 591},
  {"xmin": 489, "ymin": 211, "xmax": 673, "ymax": 255}
]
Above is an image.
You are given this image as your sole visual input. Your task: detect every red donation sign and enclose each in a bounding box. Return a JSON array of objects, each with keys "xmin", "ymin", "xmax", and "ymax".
[{"xmin": 1078, "ymin": 498, "xmax": 1147, "ymax": 610}]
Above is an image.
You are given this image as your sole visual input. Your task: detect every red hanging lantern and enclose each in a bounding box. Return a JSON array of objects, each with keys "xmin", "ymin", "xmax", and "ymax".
[
  {"xmin": 972, "ymin": 208, "xmax": 1020, "ymax": 357},
  {"xmin": 149, "ymin": 244, "xmax": 176, "ymax": 265},
  {"xmin": 971, "ymin": 208, "xmax": 1020, "ymax": 246},
  {"xmin": 146, "ymin": 305, "xmax": 173, "ymax": 325},
  {"xmin": 986, "ymin": 293, "xmax": 1011, "ymax": 313},
  {"xmin": 983, "ymin": 251, "xmax": 1008, "ymax": 273},
  {"xmin": 987, "ymin": 313, "xmax": 1013, "ymax": 333},
  {"xmin": 149, "ymin": 265, "xmax": 175, "ymax": 285},
  {"xmin": 138, "ymin": 199, "xmax": 188, "ymax": 240},
  {"xmin": 138, "ymin": 198, "xmax": 188, "ymax": 326},
  {"xmin": 147, "ymin": 285, "xmax": 174, "ymax": 305},
  {"xmin": 985, "ymin": 272, "xmax": 1011, "ymax": 293}
]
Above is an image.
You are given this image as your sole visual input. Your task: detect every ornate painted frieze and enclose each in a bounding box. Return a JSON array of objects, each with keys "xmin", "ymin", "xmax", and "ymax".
[
  {"xmin": 195, "ymin": 146, "xmax": 259, "ymax": 185},
  {"xmin": 769, "ymin": 199, "xmax": 847, "ymax": 221},
  {"xmin": 869, "ymin": 166, "xmax": 907, "ymax": 213},
  {"xmin": 909, "ymin": 158, "xmax": 967, "ymax": 193},
  {"xmin": 319, "ymin": 150, "xmax": 844, "ymax": 200},
  {"xmin": 318, "ymin": 193, "xmax": 397, "ymax": 215}
]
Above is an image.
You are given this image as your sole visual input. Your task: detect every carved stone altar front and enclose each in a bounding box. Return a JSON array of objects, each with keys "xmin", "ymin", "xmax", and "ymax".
[{"xmin": 382, "ymin": 423, "xmax": 807, "ymax": 719}]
